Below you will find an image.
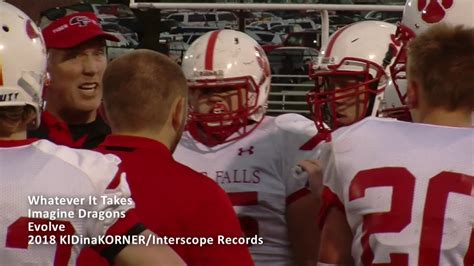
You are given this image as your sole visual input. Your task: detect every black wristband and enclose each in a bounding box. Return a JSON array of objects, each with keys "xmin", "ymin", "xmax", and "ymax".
[{"xmin": 100, "ymin": 223, "xmax": 147, "ymax": 265}]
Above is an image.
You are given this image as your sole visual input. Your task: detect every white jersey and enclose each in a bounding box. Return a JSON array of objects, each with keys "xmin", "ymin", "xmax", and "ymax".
[
  {"xmin": 174, "ymin": 114, "xmax": 317, "ymax": 266},
  {"xmin": 321, "ymin": 117, "xmax": 474, "ymax": 266},
  {"xmin": 0, "ymin": 139, "xmax": 135, "ymax": 266}
]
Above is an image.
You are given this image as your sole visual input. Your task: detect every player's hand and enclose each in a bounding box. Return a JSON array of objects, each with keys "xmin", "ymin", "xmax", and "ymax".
[{"xmin": 297, "ymin": 159, "xmax": 323, "ymax": 197}]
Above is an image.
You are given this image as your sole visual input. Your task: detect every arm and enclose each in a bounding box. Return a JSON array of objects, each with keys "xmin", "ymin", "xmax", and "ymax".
[
  {"xmin": 318, "ymin": 207, "xmax": 353, "ymax": 265},
  {"xmin": 297, "ymin": 159, "xmax": 324, "ymax": 198},
  {"xmin": 287, "ymin": 193, "xmax": 321, "ymax": 266},
  {"xmin": 286, "ymin": 158, "xmax": 324, "ymax": 266},
  {"xmin": 114, "ymin": 229, "xmax": 185, "ymax": 266}
]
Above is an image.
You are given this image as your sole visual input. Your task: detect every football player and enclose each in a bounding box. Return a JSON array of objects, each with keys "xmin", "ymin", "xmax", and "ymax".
[
  {"xmin": 314, "ymin": 1, "xmax": 474, "ymax": 264},
  {"xmin": 306, "ymin": 21, "xmax": 398, "ymax": 135},
  {"xmin": 173, "ymin": 29, "xmax": 320, "ymax": 266},
  {"xmin": 294, "ymin": 19, "xmax": 400, "ymax": 259},
  {"xmin": 318, "ymin": 22, "xmax": 473, "ymax": 266}
]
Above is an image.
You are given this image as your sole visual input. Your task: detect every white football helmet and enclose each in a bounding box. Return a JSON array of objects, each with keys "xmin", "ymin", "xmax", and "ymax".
[
  {"xmin": 385, "ymin": 0, "xmax": 474, "ymax": 120},
  {"xmin": 307, "ymin": 21, "xmax": 397, "ymax": 132},
  {"xmin": 377, "ymin": 79, "xmax": 412, "ymax": 121},
  {"xmin": 0, "ymin": 2, "xmax": 46, "ymax": 128},
  {"xmin": 181, "ymin": 29, "xmax": 271, "ymax": 146}
]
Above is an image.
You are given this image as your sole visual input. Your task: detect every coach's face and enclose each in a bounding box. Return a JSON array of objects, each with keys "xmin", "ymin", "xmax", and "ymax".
[{"xmin": 46, "ymin": 38, "xmax": 107, "ymax": 121}]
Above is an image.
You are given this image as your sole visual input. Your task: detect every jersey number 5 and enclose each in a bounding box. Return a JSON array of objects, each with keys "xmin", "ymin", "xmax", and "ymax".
[{"xmin": 350, "ymin": 167, "xmax": 474, "ymax": 265}]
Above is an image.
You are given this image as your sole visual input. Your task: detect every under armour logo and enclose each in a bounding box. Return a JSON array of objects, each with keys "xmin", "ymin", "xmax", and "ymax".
[
  {"xmin": 238, "ymin": 146, "xmax": 255, "ymax": 156},
  {"xmin": 418, "ymin": 0, "xmax": 454, "ymax": 24},
  {"xmin": 69, "ymin": 16, "xmax": 93, "ymax": 27}
]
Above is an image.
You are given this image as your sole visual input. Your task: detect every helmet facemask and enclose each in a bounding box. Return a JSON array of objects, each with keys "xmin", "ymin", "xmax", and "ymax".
[
  {"xmin": 378, "ymin": 23, "xmax": 416, "ymax": 121},
  {"xmin": 389, "ymin": 24, "xmax": 415, "ymax": 104},
  {"xmin": 187, "ymin": 76, "xmax": 263, "ymax": 147},
  {"xmin": 307, "ymin": 57, "xmax": 386, "ymax": 132}
]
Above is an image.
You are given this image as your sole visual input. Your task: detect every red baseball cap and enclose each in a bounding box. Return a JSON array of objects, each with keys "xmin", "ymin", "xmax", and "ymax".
[{"xmin": 42, "ymin": 12, "xmax": 119, "ymax": 49}]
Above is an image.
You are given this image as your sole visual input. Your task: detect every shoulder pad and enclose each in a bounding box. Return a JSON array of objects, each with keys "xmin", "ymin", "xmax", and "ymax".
[
  {"xmin": 275, "ymin": 113, "xmax": 317, "ymax": 136},
  {"xmin": 33, "ymin": 140, "xmax": 121, "ymax": 191}
]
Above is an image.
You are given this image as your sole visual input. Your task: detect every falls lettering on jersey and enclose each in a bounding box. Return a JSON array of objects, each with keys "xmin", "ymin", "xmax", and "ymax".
[{"xmin": 202, "ymin": 169, "xmax": 262, "ymax": 184}]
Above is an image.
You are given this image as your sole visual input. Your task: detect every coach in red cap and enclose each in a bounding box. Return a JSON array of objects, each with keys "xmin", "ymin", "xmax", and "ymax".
[{"xmin": 28, "ymin": 12, "xmax": 117, "ymax": 149}]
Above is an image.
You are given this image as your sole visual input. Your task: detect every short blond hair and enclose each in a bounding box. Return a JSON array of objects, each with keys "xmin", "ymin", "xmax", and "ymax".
[
  {"xmin": 407, "ymin": 23, "xmax": 474, "ymax": 111},
  {"xmin": 102, "ymin": 49, "xmax": 188, "ymax": 132},
  {"xmin": 0, "ymin": 106, "xmax": 35, "ymax": 136}
]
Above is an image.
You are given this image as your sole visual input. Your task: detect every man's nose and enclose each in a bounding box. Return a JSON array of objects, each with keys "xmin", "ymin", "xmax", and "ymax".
[{"xmin": 82, "ymin": 55, "xmax": 99, "ymax": 75}]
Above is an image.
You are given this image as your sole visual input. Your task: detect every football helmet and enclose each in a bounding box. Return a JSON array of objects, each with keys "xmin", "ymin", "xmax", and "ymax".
[
  {"xmin": 0, "ymin": 2, "xmax": 46, "ymax": 128},
  {"xmin": 377, "ymin": 78, "xmax": 412, "ymax": 121},
  {"xmin": 386, "ymin": 0, "xmax": 474, "ymax": 119},
  {"xmin": 182, "ymin": 30, "xmax": 271, "ymax": 146},
  {"xmin": 307, "ymin": 21, "xmax": 397, "ymax": 132}
]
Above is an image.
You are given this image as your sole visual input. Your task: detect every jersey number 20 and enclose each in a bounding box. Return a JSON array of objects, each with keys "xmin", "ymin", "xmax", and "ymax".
[{"xmin": 350, "ymin": 167, "xmax": 474, "ymax": 265}]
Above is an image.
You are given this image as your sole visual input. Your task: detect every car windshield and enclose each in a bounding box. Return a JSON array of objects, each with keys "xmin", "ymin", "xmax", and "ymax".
[
  {"xmin": 189, "ymin": 14, "xmax": 206, "ymax": 22},
  {"xmin": 205, "ymin": 14, "xmax": 216, "ymax": 21},
  {"xmin": 95, "ymin": 4, "xmax": 135, "ymax": 18}
]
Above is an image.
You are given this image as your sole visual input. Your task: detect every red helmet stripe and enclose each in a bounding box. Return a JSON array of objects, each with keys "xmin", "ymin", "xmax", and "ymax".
[{"xmin": 205, "ymin": 30, "xmax": 221, "ymax": 70}]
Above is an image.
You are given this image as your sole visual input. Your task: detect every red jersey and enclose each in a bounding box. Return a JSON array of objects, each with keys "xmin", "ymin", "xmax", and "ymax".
[
  {"xmin": 28, "ymin": 111, "xmax": 110, "ymax": 149},
  {"xmin": 78, "ymin": 135, "xmax": 253, "ymax": 266}
]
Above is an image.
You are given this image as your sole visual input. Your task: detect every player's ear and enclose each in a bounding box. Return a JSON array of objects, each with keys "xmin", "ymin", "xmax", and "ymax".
[
  {"xmin": 171, "ymin": 96, "xmax": 186, "ymax": 132},
  {"xmin": 406, "ymin": 80, "xmax": 419, "ymax": 109}
]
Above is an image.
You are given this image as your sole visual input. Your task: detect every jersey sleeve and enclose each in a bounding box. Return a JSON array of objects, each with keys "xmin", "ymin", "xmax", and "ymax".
[
  {"xmin": 318, "ymin": 128, "xmax": 350, "ymax": 227},
  {"xmin": 69, "ymin": 151, "xmax": 143, "ymax": 262},
  {"xmin": 28, "ymin": 140, "xmax": 144, "ymax": 264},
  {"xmin": 275, "ymin": 114, "xmax": 318, "ymax": 205}
]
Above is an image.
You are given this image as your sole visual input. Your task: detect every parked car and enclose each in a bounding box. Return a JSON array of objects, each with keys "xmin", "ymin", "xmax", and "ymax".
[
  {"xmin": 284, "ymin": 30, "xmax": 321, "ymax": 50},
  {"xmin": 106, "ymin": 32, "xmax": 136, "ymax": 61},
  {"xmin": 270, "ymin": 10, "xmax": 304, "ymax": 21},
  {"xmin": 252, "ymin": 11, "xmax": 283, "ymax": 22},
  {"xmin": 169, "ymin": 25, "xmax": 220, "ymax": 34},
  {"xmin": 364, "ymin": 10, "xmax": 403, "ymax": 22},
  {"xmin": 159, "ymin": 18, "xmax": 180, "ymax": 33},
  {"xmin": 246, "ymin": 25, "xmax": 266, "ymax": 31},
  {"xmin": 203, "ymin": 11, "xmax": 238, "ymax": 28},
  {"xmin": 249, "ymin": 21, "xmax": 286, "ymax": 31},
  {"xmin": 181, "ymin": 32, "xmax": 208, "ymax": 45},
  {"xmin": 284, "ymin": 18, "xmax": 320, "ymax": 31},
  {"xmin": 248, "ymin": 30, "xmax": 283, "ymax": 45},
  {"xmin": 167, "ymin": 12, "xmax": 207, "ymax": 26},
  {"xmin": 270, "ymin": 24, "xmax": 303, "ymax": 40},
  {"xmin": 271, "ymin": 24, "xmax": 303, "ymax": 34},
  {"xmin": 102, "ymin": 22, "xmax": 139, "ymax": 43},
  {"xmin": 262, "ymin": 30, "xmax": 321, "ymax": 53}
]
